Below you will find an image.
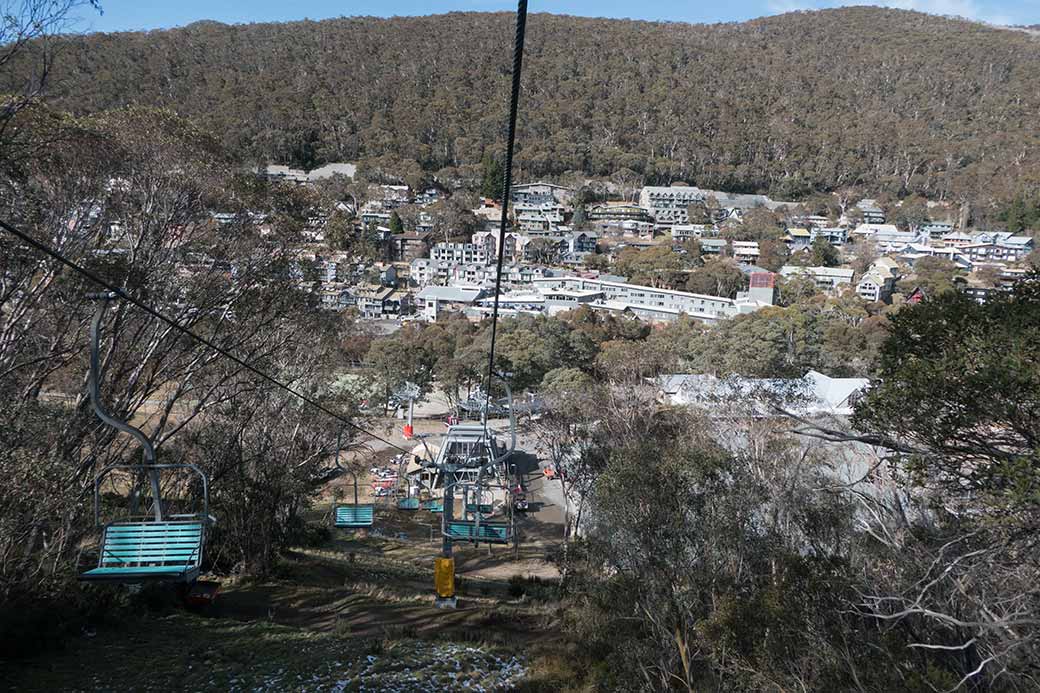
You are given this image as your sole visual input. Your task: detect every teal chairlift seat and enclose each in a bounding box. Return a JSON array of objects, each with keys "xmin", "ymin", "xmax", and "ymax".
[
  {"xmin": 446, "ymin": 521, "xmax": 511, "ymax": 544},
  {"xmin": 333, "ymin": 471, "xmax": 374, "ymax": 528},
  {"xmin": 398, "ymin": 497, "xmax": 420, "ymax": 510},
  {"xmin": 465, "ymin": 503, "xmax": 493, "ymax": 515},
  {"xmin": 79, "ymin": 462, "xmax": 214, "ymax": 584},
  {"xmin": 334, "ymin": 504, "xmax": 375, "ymax": 527},
  {"xmin": 421, "ymin": 499, "xmax": 444, "ymax": 513},
  {"xmin": 80, "ymin": 520, "xmax": 204, "ymax": 582}
]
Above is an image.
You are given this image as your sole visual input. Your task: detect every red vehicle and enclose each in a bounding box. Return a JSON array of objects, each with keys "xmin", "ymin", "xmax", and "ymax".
[{"xmin": 543, "ymin": 466, "xmax": 567, "ymax": 482}]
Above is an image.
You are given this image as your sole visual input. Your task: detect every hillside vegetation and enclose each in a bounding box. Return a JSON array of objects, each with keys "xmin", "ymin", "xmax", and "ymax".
[{"xmin": 5, "ymin": 8, "xmax": 1040, "ymax": 202}]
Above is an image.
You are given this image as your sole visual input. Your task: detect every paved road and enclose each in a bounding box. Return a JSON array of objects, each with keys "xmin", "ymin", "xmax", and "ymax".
[{"xmin": 512, "ymin": 427, "xmax": 567, "ymax": 532}]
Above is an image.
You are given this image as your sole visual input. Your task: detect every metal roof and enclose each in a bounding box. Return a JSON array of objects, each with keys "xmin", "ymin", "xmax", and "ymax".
[{"xmin": 416, "ymin": 286, "xmax": 484, "ymax": 303}]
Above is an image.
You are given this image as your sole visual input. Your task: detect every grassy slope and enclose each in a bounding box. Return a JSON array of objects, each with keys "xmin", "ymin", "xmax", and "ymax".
[{"xmin": 5, "ymin": 537, "xmax": 575, "ymax": 692}]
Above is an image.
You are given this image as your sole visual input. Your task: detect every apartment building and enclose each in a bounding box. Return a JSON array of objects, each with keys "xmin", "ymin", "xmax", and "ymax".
[
  {"xmin": 530, "ymin": 272, "xmax": 775, "ymax": 324},
  {"xmin": 430, "ymin": 242, "xmax": 490, "ymax": 265}
]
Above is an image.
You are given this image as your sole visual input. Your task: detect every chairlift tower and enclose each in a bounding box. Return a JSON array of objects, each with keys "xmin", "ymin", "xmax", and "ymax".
[
  {"xmin": 432, "ymin": 380, "xmax": 517, "ymax": 609},
  {"xmin": 395, "ymin": 381, "xmax": 421, "ymax": 439}
]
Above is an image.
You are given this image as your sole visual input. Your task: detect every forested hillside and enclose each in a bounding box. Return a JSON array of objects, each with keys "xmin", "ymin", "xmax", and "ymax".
[{"xmin": 5, "ymin": 8, "xmax": 1040, "ymax": 202}]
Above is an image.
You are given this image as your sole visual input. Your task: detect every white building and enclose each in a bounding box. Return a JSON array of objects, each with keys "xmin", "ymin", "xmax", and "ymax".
[
  {"xmin": 731, "ymin": 241, "xmax": 760, "ymax": 264},
  {"xmin": 957, "ymin": 233, "xmax": 1033, "ymax": 263},
  {"xmin": 452, "ymin": 263, "xmax": 547, "ymax": 288},
  {"xmin": 639, "ymin": 185, "xmax": 792, "ymax": 226},
  {"xmin": 779, "ymin": 265, "xmax": 855, "ymax": 291},
  {"xmin": 414, "ymin": 286, "xmax": 485, "ymax": 322},
  {"xmin": 791, "ymin": 214, "xmax": 831, "ymax": 229},
  {"xmin": 853, "ymin": 223, "xmax": 924, "ymax": 248},
  {"xmin": 810, "ymin": 227, "xmax": 849, "ymax": 246},
  {"xmin": 468, "ymin": 291, "xmax": 548, "ymax": 319},
  {"xmin": 671, "ymin": 224, "xmax": 717, "ymax": 243},
  {"xmin": 514, "ymin": 202, "xmax": 566, "ymax": 234},
  {"xmin": 657, "ymin": 370, "xmax": 868, "ymax": 417},
  {"xmin": 430, "ymin": 242, "xmax": 490, "ymax": 265},
  {"xmin": 920, "ymin": 221, "xmax": 955, "ymax": 240},
  {"xmin": 530, "ymin": 272, "xmax": 776, "ymax": 324},
  {"xmin": 855, "ymin": 199, "xmax": 886, "ymax": 224},
  {"xmin": 410, "ymin": 258, "xmax": 451, "ymax": 286},
  {"xmin": 639, "ymin": 186, "xmax": 709, "ymax": 225},
  {"xmin": 856, "ymin": 271, "xmax": 895, "ymax": 302},
  {"xmin": 411, "ymin": 256, "xmax": 549, "ymax": 288},
  {"xmin": 510, "ymin": 182, "xmax": 575, "ymax": 206},
  {"xmin": 854, "ymin": 257, "xmax": 901, "ymax": 302},
  {"xmin": 472, "ymin": 230, "xmax": 530, "ymax": 263}
]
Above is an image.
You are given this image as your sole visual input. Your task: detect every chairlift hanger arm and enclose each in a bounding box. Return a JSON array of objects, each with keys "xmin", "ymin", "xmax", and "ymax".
[
  {"xmin": 88, "ymin": 292, "xmax": 164, "ymax": 522},
  {"xmin": 412, "ymin": 432, "xmax": 437, "ymax": 466},
  {"xmin": 87, "ymin": 293, "xmax": 157, "ymax": 467},
  {"xmin": 490, "ymin": 375, "xmax": 517, "ymax": 465}
]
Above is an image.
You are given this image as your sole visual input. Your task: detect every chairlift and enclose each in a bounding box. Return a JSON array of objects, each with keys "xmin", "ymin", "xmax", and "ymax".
[
  {"xmin": 462, "ymin": 485, "xmax": 495, "ymax": 518},
  {"xmin": 394, "ymin": 450, "xmax": 427, "ymax": 510},
  {"xmin": 436, "ymin": 375, "xmax": 518, "ymax": 547},
  {"xmin": 332, "ymin": 471, "xmax": 374, "ymax": 529},
  {"xmin": 78, "ymin": 293, "xmax": 215, "ymax": 586},
  {"xmin": 330, "ymin": 429, "xmax": 374, "ymax": 528}
]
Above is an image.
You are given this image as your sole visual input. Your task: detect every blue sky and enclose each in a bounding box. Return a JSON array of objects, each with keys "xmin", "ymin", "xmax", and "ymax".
[{"xmin": 72, "ymin": 0, "xmax": 1038, "ymax": 33}]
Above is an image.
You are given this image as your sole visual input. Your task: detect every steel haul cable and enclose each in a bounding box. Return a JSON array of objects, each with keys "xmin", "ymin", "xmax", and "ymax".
[{"xmin": 484, "ymin": 0, "xmax": 529, "ymax": 415}]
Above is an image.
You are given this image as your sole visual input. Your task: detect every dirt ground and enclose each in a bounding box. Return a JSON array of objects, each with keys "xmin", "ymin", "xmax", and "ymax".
[
  {"xmin": 5, "ymin": 537, "xmax": 572, "ymax": 692},
  {"xmin": 7, "ymin": 402, "xmax": 577, "ymax": 690}
]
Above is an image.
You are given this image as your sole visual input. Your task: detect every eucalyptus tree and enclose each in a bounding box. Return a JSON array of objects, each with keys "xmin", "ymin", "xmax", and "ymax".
[{"xmin": 0, "ymin": 106, "xmax": 345, "ymax": 600}]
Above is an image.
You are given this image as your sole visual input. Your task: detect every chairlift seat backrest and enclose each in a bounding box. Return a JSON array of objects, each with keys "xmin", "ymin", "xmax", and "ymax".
[
  {"xmin": 334, "ymin": 504, "xmax": 375, "ymax": 527},
  {"xmin": 421, "ymin": 500, "xmax": 444, "ymax": 513},
  {"xmin": 446, "ymin": 521, "xmax": 511, "ymax": 544},
  {"xmin": 398, "ymin": 498, "xmax": 420, "ymax": 510},
  {"xmin": 79, "ymin": 521, "xmax": 204, "ymax": 583}
]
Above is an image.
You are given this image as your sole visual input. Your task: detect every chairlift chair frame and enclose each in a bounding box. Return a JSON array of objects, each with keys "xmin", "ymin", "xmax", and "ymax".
[
  {"xmin": 79, "ymin": 293, "xmax": 216, "ymax": 585},
  {"xmin": 332, "ymin": 470, "xmax": 375, "ymax": 529},
  {"xmin": 83, "ymin": 464, "xmax": 212, "ymax": 583}
]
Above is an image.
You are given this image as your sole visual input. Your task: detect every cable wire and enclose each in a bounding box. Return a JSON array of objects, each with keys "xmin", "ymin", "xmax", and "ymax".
[
  {"xmin": 484, "ymin": 0, "xmax": 529, "ymax": 415},
  {"xmin": 0, "ymin": 216, "xmax": 414, "ymax": 456}
]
